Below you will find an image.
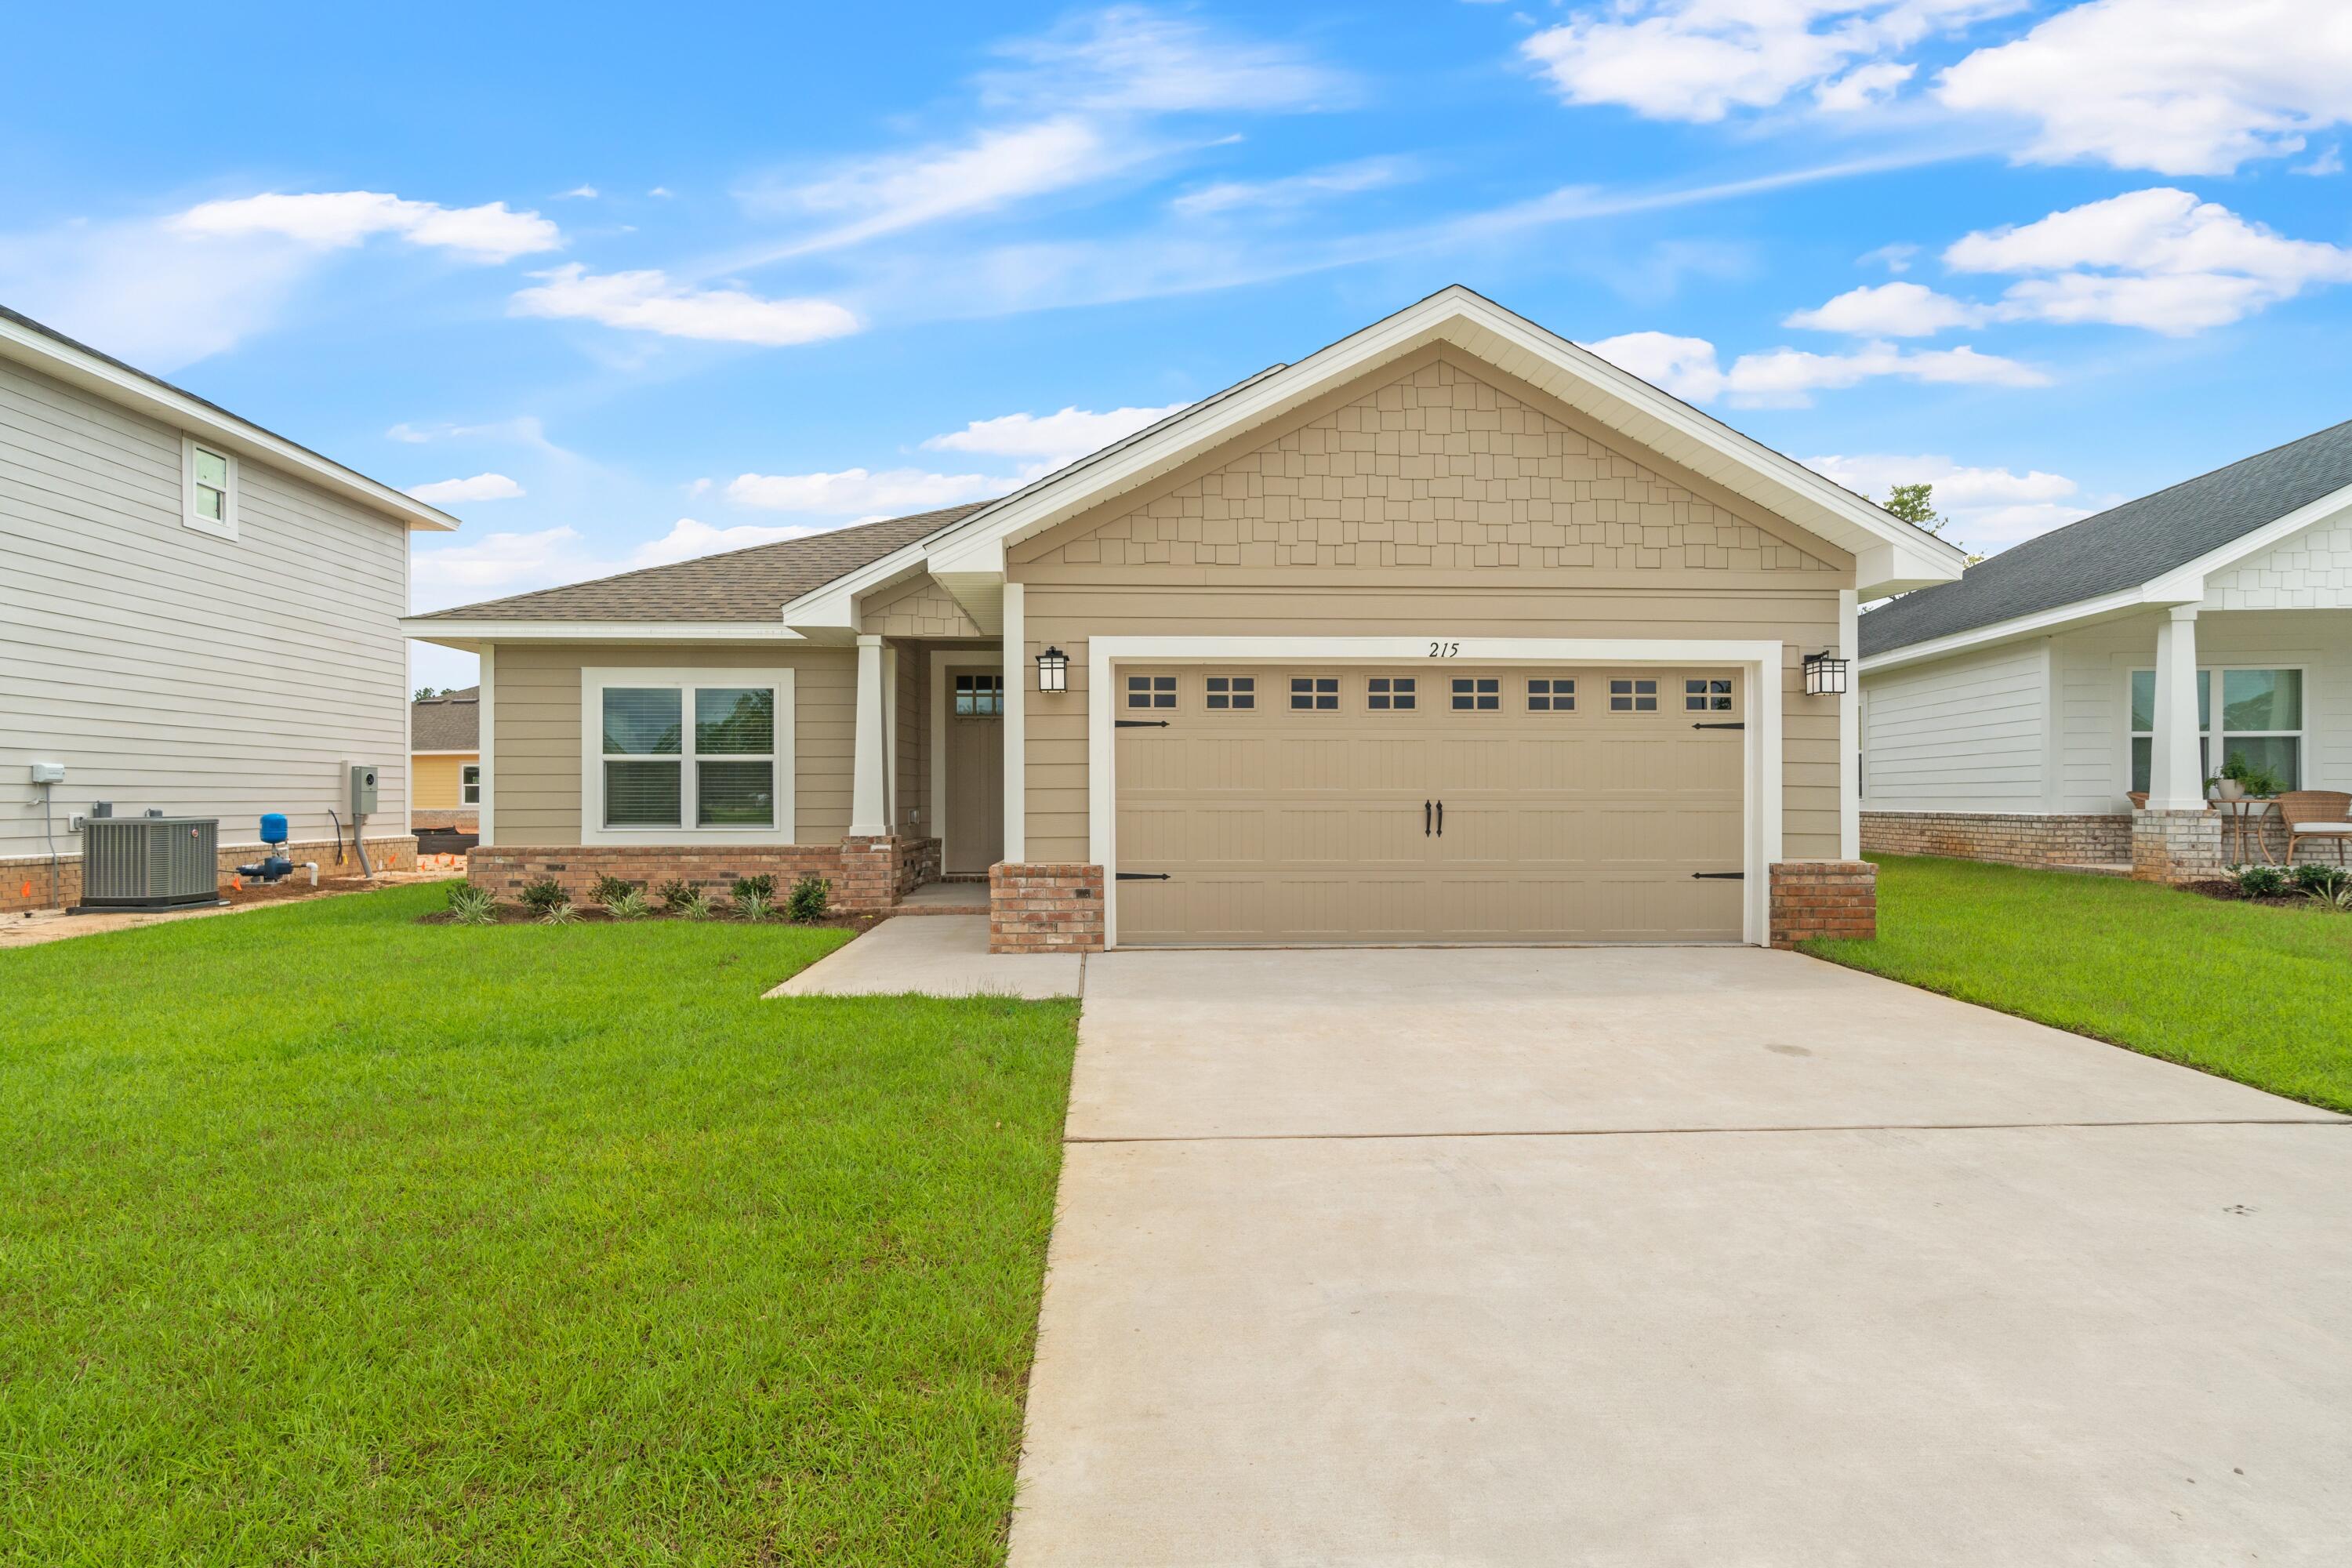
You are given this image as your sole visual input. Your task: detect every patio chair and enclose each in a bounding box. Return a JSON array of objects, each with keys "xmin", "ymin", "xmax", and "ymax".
[{"xmin": 2276, "ymin": 791, "xmax": 2352, "ymax": 867}]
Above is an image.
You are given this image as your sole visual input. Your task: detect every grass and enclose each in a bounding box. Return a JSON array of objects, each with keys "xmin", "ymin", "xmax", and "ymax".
[
  {"xmin": 1806, "ymin": 855, "xmax": 2352, "ymax": 1114},
  {"xmin": 0, "ymin": 883, "xmax": 1079, "ymax": 1566}
]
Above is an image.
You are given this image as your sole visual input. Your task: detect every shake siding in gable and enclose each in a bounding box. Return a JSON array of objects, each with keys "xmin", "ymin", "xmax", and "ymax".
[
  {"xmin": 1005, "ymin": 352, "xmax": 1852, "ymax": 865},
  {"xmin": 486, "ymin": 643, "xmax": 858, "ymax": 843},
  {"xmin": 1860, "ymin": 641, "xmax": 2047, "ymax": 811},
  {"xmin": 0, "ymin": 356, "xmax": 412, "ymax": 858}
]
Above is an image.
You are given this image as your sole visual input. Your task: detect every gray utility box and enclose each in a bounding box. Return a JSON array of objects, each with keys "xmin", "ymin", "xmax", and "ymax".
[
  {"xmin": 348, "ymin": 762, "xmax": 379, "ymax": 815},
  {"xmin": 78, "ymin": 817, "xmax": 220, "ymax": 909}
]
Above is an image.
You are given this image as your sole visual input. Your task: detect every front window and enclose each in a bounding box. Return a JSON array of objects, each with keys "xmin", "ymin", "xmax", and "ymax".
[
  {"xmin": 2130, "ymin": 667, "xmax": 2300, "ymax": 793},
  {"xmin": 953, "ymin": 673, "xmax": 1004, "ymax": 717},
  {"xmin": 600, "ymin": 682, "xmax": 778, "ymax": 829},
  {"xmin": 460, "ymin": 764, "xmax": 481, "ymax": 805}
]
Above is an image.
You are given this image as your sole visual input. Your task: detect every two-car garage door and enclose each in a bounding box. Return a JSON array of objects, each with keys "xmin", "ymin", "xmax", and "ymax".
[{"xmin": 1113, "ymin": 666, "xmax": 1746, "ymax": 945}]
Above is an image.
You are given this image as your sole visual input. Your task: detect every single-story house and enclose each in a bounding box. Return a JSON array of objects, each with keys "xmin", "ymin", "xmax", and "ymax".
[
  {"xmin": 1859, "ymin": 418, "xmax": 2352, "ymax": 880},
  {"xmin": 411, "ymin": 686, "xmax": 481, "ymax": 834},
  {"xmin": 1, "ymin": 303, "xmax": 449, "ymax": 913},
  {"xmin": 402, "ymin": 287, "xmax": 1965, "ymax": 950}
]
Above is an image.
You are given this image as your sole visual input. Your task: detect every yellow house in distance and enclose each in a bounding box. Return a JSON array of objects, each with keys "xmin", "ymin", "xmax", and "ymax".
[{"xmin": 411, "ymin": 686, "xmax": 480, "ymax": 839}]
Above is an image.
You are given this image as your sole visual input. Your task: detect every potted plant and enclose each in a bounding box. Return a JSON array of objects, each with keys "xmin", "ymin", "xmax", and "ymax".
[{"xmin": 2217, "ymin": 753, "xmax": 2286, "ymax": 800}]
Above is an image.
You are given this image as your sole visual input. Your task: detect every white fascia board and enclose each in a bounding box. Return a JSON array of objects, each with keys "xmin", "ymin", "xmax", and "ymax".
[
  {"xmin": 400, "ymin": 619, "xmax": 809, "ymax": 649},
  {"xmin": 0, "ymin": 313, "xmax": 460, "ymax": 533},
  {"xmin": 1857, "ymin": 585, "xmax": 2175, "ymax": 675},
  {"xmin": 2147, "ymin": 483, "xmax": 2352, "ymax": 602},
  {"xmin": 922, "ymin": 286, "xmax": 1966, "ymax": 592}
]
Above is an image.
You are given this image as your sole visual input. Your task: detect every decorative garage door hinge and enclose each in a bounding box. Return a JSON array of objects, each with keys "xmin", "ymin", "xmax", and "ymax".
[
  {"xmin": 1690, "ymin": 871, "xmax": 1746, "ymax": 880},
  {"xmin": 1115, "ymin": 871, "xmax": 1172, "ymax": 881},
  {"xmin": 1690, "ymin": 721, "xmax": 1745, "ymax": 730},
  {"xmin": 1115, "ymin": 719, "xmax": 1171, "ymax": 728}
]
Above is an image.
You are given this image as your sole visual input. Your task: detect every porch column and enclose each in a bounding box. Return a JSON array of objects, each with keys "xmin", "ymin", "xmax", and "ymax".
[
  {"xmin": 2147, "ymin": 605, "xmax": 2205, "ymax": 811},
  {"xmin": 850, "ymin": 633, "xmax": 889, "ymax": 837}
]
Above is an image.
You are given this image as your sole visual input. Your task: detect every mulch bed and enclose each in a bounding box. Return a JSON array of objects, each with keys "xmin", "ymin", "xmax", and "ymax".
[{"xmin": 2180, "ymin": 879, "xmax": 2346, "ymax": 909}]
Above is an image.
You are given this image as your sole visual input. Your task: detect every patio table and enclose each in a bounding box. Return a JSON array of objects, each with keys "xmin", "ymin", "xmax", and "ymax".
[{"xmin": 2214, "ymin": 797, "xmax": 2278, "ymax": 865}]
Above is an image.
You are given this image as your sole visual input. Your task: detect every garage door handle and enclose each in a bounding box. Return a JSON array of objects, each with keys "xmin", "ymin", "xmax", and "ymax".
[
  {"xmin": 1116, "ymin": 871, "xmax": 1171, "ymax": 881},
  {"xmin": 1436, "ymin": 800, "xmax": 1443, "ymax": 837},
  {"xmin": 1692, "ymin": 721, "xmax": 1744, "ymax": 730},
  {"xmin": 1424, "ymin": 800, "xmax": 1432, "ymax": 836},
  {"xmin": 1115, "ymin": 719, "xmax": 1171, "ymax": 728},
  {"xmin": 1691, "ymin": 871, "xmax": 1745, "ymax": 880}
]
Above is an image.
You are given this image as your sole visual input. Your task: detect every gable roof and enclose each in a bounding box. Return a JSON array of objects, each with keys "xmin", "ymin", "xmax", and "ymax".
[
  {"xmin": 1861, "ymin": 417, "xmax": 2352, "ymax": 659},
  {"xmin": 412, "ymin": 687, "xmax": 479, "ymax": 750},
  {"xmin": 408, "ymin": 503, "xmax": 995, "ymax": 623},
  {"xmin": 0, "ymin": 302, "xmax": 459, "ymax": 532}
]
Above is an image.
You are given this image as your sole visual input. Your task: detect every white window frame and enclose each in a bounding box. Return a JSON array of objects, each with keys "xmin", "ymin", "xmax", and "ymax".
[
  {"xmin": 181, "ymin": 435, "xmax": 238, "ymax": 540},
  {"xmin": 2125, "ymin": 663, "xmax": 2307, "ymax": 795},
  {"xmin": 579, "ymin": 667, "xmax": 795, "ymax": 845},
  {"xmin": 460, "ymin": 764, "xmax": 481, "ymax": 805}
]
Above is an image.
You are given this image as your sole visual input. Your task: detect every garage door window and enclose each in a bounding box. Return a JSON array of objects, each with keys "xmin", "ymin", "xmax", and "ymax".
[
  {"xmin": 1450, "ymin": 677, "xmax": 1500, "ymax": 711},
  {"xmin": 1204, "ymin": 676, "xmax": 1255, "ymax": 710},
  {"xmin": 1290, "ymin": 677, "xmax": 1339, "ymax": 711},
  {"xmin": 1684, "ymin": 678, "xmax": 1733, "ymax": 713},
  {"xmin": 1608, "ymin": 677, "xmax": 1658, "ymax": 713},
  {"xmin": 1127, "ymin": 674, "xmax": 1177, "ymax": 710},
  {"xmin": 1527, "ymin": 677, "xmax": 1575, "ymax": 712},
  {"xmin": 1367, "ymin": 677, "xmax": 1417, "ymax": 711}
]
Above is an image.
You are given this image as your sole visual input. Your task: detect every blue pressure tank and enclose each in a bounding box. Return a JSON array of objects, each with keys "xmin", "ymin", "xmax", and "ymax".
[{"xmin": 260, "ymin": 812, "xmax": 289, "ymax": 846}]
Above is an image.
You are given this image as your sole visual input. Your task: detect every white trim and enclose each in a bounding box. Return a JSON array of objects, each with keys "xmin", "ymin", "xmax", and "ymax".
[
  {"xmin": 929, "ymin": 649, "xmax": 1004, "ymax": 874},
  {"xmin": 477, "ymin": 645, "xmax": 496, "ymax": 846},
  {"xmin": 1084, "ymin": 636, "xmax": 1785, "ymax": 948},
  {"xmin": 883, "ymin": 641, "xmax": 900, "ymax": 830},
  {"xmin": 460, "ymin": 763, "xmax": 481, "ymax": 806},
  {"xmin": 180, "ymin": 434, "xmax": 238, "ymax": 540},
  {"xmin": 579, "ymin": 667, "xmax": 797, "ymax": 846},
  {"xmin": 401, "ymin": 619, "xmax": 808, "ymax": 647},
  {"xmin": 0, "ymin": 311, "xmax": 458, "ymax": 533},
  {"xmin": 1002, "ymin": 583, "xmax": 1027, "ymax": 862},
  {"xmin": 1838, "ymin": 588, "xmax": 1859, "ymax": 861},
  {"xmin": 850, "ymin": 635, "xmax": 887, "ymax": 837}
]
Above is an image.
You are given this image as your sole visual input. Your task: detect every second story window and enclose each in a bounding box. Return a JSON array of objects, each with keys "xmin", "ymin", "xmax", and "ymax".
[{"xmin": 183, "ymin": 437, "xmax": 238, "ymax": 539}]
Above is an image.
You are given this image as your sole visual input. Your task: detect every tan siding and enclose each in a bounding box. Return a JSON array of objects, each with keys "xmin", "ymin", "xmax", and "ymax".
[
  {"xmin": 863, "ymin": 573, "xmax": 982, "ymax": 637},
  {"xmin": 0, "ymin": 356, "xmax": 412, "ymax": 857},
  {"xmin": 487, "ymin": 642, "xmax": 857, "ymax": 843},
  {"xmin": 412, "ymin": 752, "xmax": 477, "ymax": 809},
  {"xmin": 894, "ymin": 644, "xmax": 927, "ymax": 834}
]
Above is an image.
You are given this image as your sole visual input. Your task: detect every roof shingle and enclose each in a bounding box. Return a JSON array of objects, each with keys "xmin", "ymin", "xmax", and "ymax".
[{"xmin": 411, "ymin": 687, "xmax": 479, "ymax": 750}]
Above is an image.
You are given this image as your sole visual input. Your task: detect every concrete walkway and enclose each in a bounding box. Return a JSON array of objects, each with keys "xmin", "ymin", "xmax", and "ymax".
[
  {"xmin": 1012, "ymin": 946, "xmax": 2352, "ymax": 1567},
  {"xmin": 764, "ymin": 914, "xmax": 1083, "ymax": 999}
]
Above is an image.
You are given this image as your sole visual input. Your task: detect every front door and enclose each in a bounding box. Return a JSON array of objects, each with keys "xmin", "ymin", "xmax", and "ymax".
[{"xmin": 945, "ymin": 666, "xmax": 1005, "ymax": 875}]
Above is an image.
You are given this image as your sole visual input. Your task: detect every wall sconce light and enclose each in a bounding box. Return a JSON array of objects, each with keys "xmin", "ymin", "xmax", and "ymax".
[
  {"xmin": 1036, "ymin": 645, "xmax": 1069, "ymax": 693},
  {"xmin": 1802, "ymin": 651, "xmax": 1849, "ymax": 697}
]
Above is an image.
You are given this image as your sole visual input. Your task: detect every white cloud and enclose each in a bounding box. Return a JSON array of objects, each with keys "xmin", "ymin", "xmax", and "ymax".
[
  {"xmin": 386, "ymin": 416, "xmax": 560, "ymax": 452},
  {"xmin": 1584, "ymin": 330, "xmax": 2046, "ymax": 407},
  {"xmin": 1521, "ymin": 1, "xmax": 2016, "ymax": 123},
  {"xmin": 412, "ymin": 517, "xmax": 831, "ymax": 611},
  {"xmin": 1944, "ymin": 187, "xmax": 2352, "ymax": 333},
  {"xmin": 1805, "ymin": 451, "xmax": 2095, "ymax": 544},
  {"xmin": 924, "ymin": 403, "xmax": 1187, "ymax": 467},
  {"xmin": 170, "ymin": 191, "xmax": 561, "ymax": 263},
  {"xmin": 1171, "ymin": 158, "xmax": 1413, "ymax": 217},
  {"xmin": 0, "ymin": 218, "xmax": 318, "ymax": 369},
  {"xmin": 1784, "ymin": 280, "xmax": 1984, "ymax": 336},
  {"xmin": 405, "ymin": 472, "xmax": 525, "ymax": 504},
  {"xmin": 1860, "ymin": 241, "xmax": 1919, "ymax": 273},
  {"xmin": 726, "ymin": 467, "xmax": 1004, "ymax": 514},
  {"xmin": 648, "ymin": 186, "xmax": 675, "ymax": 198},
  {"xmin": 510, "ymin": 263, "xmax": 859, "ymax": 346},
  {"xmin": 629, "ymin": 517, "xmax": 816, "ymax": 566},
  {"xmin": 2295, "ymin": 146, "xmax": 2344, "ymax": 176},
  {"xmin": 983, "ymin": 5, "xmax": 1351, "ymax": 114},
  {"xmin": 559, "ymin": 185, "xmax": 600, "ymax": 199},
  {"xmin": 1937, "ymin": 0, "xmax": 2352, "ymax": 175}
]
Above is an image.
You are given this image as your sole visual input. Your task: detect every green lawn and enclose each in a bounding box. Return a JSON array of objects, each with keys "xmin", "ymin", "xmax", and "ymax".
[
  {"xmin": 1807, "ymin": 855, "xmax": 2352, "ymax": 1113},
  {"xmin": 0, "ymin": 884, "xmax": 1078, "ymax": 1566}
]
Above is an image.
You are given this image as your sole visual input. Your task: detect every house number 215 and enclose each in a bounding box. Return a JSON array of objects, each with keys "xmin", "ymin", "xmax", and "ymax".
[{"xmin": 1428, "ymin": 641, "xmax": 1461, "ymax": 658}]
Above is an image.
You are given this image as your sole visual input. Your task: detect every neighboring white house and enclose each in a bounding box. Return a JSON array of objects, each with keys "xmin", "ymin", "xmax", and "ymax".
[
  {"xmin": 0, "ymin": 303, "xmax": 458, "ymax": 912},
  {"xmin": 1859, "ymin": 419, "xmax": 2352, "ymax": 879}
]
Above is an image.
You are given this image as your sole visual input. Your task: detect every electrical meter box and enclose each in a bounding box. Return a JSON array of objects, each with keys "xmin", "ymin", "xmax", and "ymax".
[{"xmin": 347, "ymin": 763, "xmax": 380, "ymax": 815}]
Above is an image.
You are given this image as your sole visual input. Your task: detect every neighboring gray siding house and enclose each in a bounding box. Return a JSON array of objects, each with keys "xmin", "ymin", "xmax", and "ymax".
[
  {"xmin": 1859, "ymin": 419, "xmax": 2352, "ymax": 879},
  {"xmin": 1, "ymin": 304, "xmax": 456, "ymax": 912}
]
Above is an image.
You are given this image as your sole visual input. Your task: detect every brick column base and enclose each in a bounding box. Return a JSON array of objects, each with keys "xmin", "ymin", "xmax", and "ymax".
[
  {"xmin": 2131, "ymin": 808, "xmax": 2223, "ymax": 883},
  {"xmin": 989, "ymin": 862, "xmax": 1105, "ymax": 953},
  {"xmin": 1769, "ymin": 860, "xmax": 1877, "ymax": 949}
]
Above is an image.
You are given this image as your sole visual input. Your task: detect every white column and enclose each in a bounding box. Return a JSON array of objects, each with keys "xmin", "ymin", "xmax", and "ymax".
[
  {"xmin": 1838, "ymin": 589, "xmax": 1860, "ymax": 861},
  {"xmin": 2147, "ymin": 606, "xmax": 2205, "ymax": 811},
  {"xmin": 850, "ymin": 633, "xmax": 888, "ymax": 837},
  {"xmin": 1001, "ymin": 583, "xmax": 1026, "ymax": 863},
  {"xmin": 476, "ymin": 644, "xmax": 495, "ymax": 847}
]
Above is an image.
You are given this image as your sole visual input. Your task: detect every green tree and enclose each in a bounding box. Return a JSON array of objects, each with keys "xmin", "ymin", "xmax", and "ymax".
[
  {"xmin": 414, "ymin": 686, "xmax": 441, "ymax": 702},
  {"xmin": 1883, "ymin": 482, "xmax": 1943, "ymax": 532}
]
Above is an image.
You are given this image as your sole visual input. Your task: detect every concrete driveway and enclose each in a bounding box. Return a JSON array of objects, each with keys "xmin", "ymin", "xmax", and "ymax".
[{"xmin": 1011, "ymin": 948, "xmax": 2352, "ymax": 1567}]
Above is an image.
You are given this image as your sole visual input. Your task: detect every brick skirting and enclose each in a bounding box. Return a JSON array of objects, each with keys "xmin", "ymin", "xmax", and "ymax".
[
  {"xmin": 989, "ymin": 862, "xmax": 1105, "ymax": 953},
  {"xmin": 464, "ymin": 837, "xmax": 938, "ymax": 913},
  {"xmin": 1, "ymin": 835, "xmax": 420, "ymax": 916},
  {"xmin": 2131, "ymin": 809, "xmax": 2223, "ymax": 884},
  {"xmin": 1860, "ymin": 811, "xmax": 2129, "ymax": 867},
  {"xmin": 1769, "ymin": 860, "xmax": 1877, "ymax": 949}
]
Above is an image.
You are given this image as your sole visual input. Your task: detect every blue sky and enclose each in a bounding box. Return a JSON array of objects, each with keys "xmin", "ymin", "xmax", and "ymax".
[{"xmin": 7, "ymin": 2, "xmax": 2349, "ymax": 690}]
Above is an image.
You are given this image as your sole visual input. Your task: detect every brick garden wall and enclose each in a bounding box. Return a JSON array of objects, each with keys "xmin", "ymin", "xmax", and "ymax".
[
  {"xmin": 1769, "ymin": 860, "xmax": 1876, "ymax": 949},
  {"xmin": 989, "ymin": 862, "xmax": 1105, "ymax": 953},
  {"xmin": 1, "ymin": 836, "xmax": 420, "ymax": 916},
  {"xmin": 465, "ymin": 837, "xmax": 938, "ymax": 913},
  {"xmin": 1860, "ymin": 811, "xmax": 2130, "ymax": 867}
]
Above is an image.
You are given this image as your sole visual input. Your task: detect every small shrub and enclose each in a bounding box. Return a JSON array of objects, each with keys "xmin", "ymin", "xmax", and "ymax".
[
  {"xmin": 786, "ymin": 875, "xmax": 832, "ymax": 924},
  {"xmin": 591, "ymin": 873, "xmax": 637, "ymax": 907},
  {"xmin": 2230, "ymin": 863, "xmax": 2291, "ymax": 898},
  {"xmin": 2290, "ymin": 862, "xmax": 2350, "ymax": 895},
  {"xmin": 731, "ymin": 873, "xmax": 776, "ymax": 902},
  {"xmin": 657, "ymin": 880, "xmax": 696, "ymax": 913},
  {"xmin": 676, "ymin": 888, "xmax": 717, "ymax": 920},
  {"xmin": 518, "ymin": 878, "xmax": 570, "ymax": 915},
  {"xmin": 607, "ymin": 887, "xmax": 653, "ymax": 920},
  {"xmin": 538, "ymin": 900, "xmax": 581, "ymax": 925},
  {"xmin": 446, "ymin": 884, "xmax": 497, "ymax": 926},
  {"xmin": 732, "ymin": 891, "xmax": 775, "ymax": 923}
]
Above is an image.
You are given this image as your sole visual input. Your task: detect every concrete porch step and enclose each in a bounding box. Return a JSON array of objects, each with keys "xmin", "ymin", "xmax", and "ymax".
[{"xmin": 893, "ymin": 881, "xmax": 991, "ymax": 914}]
